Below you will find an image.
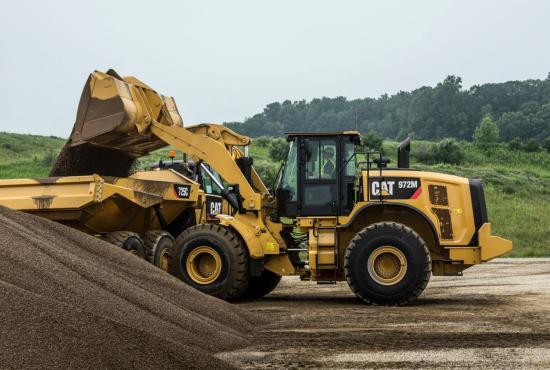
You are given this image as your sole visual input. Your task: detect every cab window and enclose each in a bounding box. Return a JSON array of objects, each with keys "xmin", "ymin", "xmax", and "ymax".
[
  {"xmin": 280, "ymin": 139, "xmax": 298, "ymax": 201},
  {"xmin": 344, "ymin": 142, "xmax": 356, "ymax": 176},
  {"xmin": 304, "ymin": 139, "xmax": 336, "ymax": 180},
  {"xmin": 201, "ymin": 164, "xmax": 223, "ymax": 195}
]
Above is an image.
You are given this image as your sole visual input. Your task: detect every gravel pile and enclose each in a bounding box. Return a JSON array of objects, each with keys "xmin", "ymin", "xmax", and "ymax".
[{"xmin": 0, "ymin": 206, "xmax": 257, "ymax": 369}]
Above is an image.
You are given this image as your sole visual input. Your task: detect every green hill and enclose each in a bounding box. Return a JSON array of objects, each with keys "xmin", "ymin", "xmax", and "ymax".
[
  {"xmin": 0, "ymin": 132, "xmax": 547, "ymax": 258},
  {"xmin": 0, "ymin": 132, "xmax": 65, "ymax": 178}
]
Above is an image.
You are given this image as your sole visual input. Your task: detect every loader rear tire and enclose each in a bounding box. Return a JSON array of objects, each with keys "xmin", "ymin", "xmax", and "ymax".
[
  {"xmin": 242, "ymin": 269, "xmax": 282, "ymax": 298},
  {"xmin": 344, "ymin": 222, "xmax": 431, "ymax": 306},
  {"xmin": 142, "ymin": 231, "xmax": 175, "ymax": 272},
  {"xmin": 102, "ymin": 231, "xmax": 147, "ymax": 259},
  {"xmin": 170, "ymin": 224, "xmax": 249, "ymax": 300}
]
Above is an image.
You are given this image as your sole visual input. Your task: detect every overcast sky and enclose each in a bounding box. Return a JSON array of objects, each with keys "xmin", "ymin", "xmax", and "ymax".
[{"xmin": 1, "ymin": 0, "xmax": 549, "ymax": 137}]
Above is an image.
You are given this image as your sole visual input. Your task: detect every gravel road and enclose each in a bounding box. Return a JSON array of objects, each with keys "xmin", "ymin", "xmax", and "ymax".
[{"xmin": 220, "ymin": 258, "xmax": 550, "ymax": 369}]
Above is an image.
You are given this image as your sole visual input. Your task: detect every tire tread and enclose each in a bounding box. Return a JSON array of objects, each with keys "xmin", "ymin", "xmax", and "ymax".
[{"xmin": 344, "ymin": 221, "xmax": 431, "ymax": 306}]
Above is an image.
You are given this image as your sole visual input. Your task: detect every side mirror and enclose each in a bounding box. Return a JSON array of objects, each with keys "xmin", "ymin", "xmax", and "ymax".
[
  {"xmin": 373, "ymin": 157, "xmax": 391, "ymax": 168},
  {"xmin": 397, "ymin": 137, "xmax": 411, "ymax": 168}
]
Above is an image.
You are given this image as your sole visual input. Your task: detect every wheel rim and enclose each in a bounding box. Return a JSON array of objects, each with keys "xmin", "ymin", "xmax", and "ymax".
[
  {"xmin": 159, "ymin": 248, "xmax": 170, "ymax": 272},
  {"xmin": 128, "ymin": 249, "xmax": 139, "ymax": 256},
  {"xmin": 367, "ymin": 246, "xmax": 407, "ymax": 285},
  {"xmin": 186, "ymin": 246, "xmax": 222, "ymax": 285}
]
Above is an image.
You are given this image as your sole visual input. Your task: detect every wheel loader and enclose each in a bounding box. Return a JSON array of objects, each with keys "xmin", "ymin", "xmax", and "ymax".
[{"xmin": 1, "ymin": 70, "xmax": 512, "ymax": 305}]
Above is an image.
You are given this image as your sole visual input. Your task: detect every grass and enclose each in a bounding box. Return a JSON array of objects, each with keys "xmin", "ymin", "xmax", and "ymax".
[
  {"xmin": 0, "ymin": 132, "xmax": 64, "ymax": 164},
  {"xmin": 0, "ymin": 159, "xmax": 57, "ymax": 178},
  {"xmin": 0, "ymin": 132, "xmax": 547, "ymax": 257},
  {"xmin": 485, "ymin": 187, "xmax": 550, "ymax": 257},
  {"xmin": 0, "ymin": 132, "xmax": 65, "ymax": 179}
]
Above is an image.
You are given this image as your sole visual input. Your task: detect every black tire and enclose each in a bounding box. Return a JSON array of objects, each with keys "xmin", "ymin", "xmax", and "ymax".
[
  {"xmin": 344, "ymin": 222, "xmax": 431, "ymax": 306},
  {"xmin": 142, "ymin": 231, "xmax": 175, "ymax": 271},
  {"xmin": 170, "ymin": 223, "xmax": 249, "ymax": 300},
  {"xmin": 102, "ymin": 231, "xmax": 147, "ymax": 259},
  {"xmin": 242, "ymin": 269, "xmax": 282, "ymax": 298}
]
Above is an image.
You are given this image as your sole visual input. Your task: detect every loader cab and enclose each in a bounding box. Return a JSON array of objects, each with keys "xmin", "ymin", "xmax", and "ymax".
[{"xmin": 276, "ymin": 132, "xmax": 361, "ymax": 217}]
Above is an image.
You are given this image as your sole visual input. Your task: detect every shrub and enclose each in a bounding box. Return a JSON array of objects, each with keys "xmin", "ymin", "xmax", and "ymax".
[
  {"xmin": 473, "ymin": 116, "xmax": 500, "ymax": 146},
  {"xmin": 412, "ymin": 139, "xmax": 464, "ymax": 165},
  {"xmin": 523, "ymin": 139, "xmax": 541, "ymax": 152},
  {"xmin": 411, "ymin": 142, "xmax": 437, "ymax": 163},
  {"xmin": 254, "ymin": 161, "xmax": 280, "ymax": 190},
  {"xmin": 268, "ymin": 138, "xmax": 289, "ymax": 162},
  {"xmin": 434, "ymin": 138, "xmax": 464, "ymax": 165},
  {"xmin": 254, "ymin": 136, "xmax": 273, "ymax": 147},
  {"xmin": 543, "ymin": 137, "xmax": 550, "ymax": 152},
  {"xmin": 362, "ymin": 131, "xmax": 384, "ymax": 153},
  {"xmin": 508, "ymin": 137, "xmax": 522, "ymax": 151}
]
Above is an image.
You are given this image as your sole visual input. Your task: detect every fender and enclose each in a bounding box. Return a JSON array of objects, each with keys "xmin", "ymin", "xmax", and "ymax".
[
  {"xmin": 339, "ymin": 202, "xmax": 439, "ymax": 247},
  {"xmin": 215, "ymin": 213, "xmax": 280, "ymax": 258}
]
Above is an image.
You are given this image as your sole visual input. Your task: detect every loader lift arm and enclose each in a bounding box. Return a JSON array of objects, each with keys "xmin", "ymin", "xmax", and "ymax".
[{"xmin": 150, "ymin": 122, "xmax": 266, "ymax": 210}]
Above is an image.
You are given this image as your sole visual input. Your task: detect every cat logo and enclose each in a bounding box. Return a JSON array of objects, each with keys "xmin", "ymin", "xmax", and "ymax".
[
  {"xmin": 205, "ymin": 195, "xmax": 223, "ymax": 220},
  {"xmin": 368, "ymin": 177, "xmax": 422, "ymax": 200},
  {"xmin": 210, "ymin": 200, "xmax": 222, "ymax": 215},
  {"xmin": 371, "ymin": 181, "xmax": 395, "ymax": 196}
]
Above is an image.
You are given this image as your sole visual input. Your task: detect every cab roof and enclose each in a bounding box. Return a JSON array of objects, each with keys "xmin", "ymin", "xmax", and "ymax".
[
  {"xmin": 285, "ymin": 131, "xmax": 361, "ymax": 137},
  {"xmin": 285, "ymin": 131, "xmax": 361, "ymax": 141},
  {"xmin": 285, "ymin": 131, "xmax": 361, "ymax": 143}
]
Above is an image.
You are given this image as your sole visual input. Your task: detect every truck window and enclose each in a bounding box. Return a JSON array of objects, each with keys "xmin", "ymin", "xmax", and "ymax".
[{"xmin": 280, "ymin": 139, "xmax": 298, "ymax": 201}]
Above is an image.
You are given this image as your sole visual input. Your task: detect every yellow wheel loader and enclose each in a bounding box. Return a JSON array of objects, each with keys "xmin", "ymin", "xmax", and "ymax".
[{"xmin": 1, "ymin": 70, "xmax": 512, "ymax": 305}]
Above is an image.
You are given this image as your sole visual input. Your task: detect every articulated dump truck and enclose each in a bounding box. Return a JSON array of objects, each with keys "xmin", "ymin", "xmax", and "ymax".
[
  {"xmin": 0, "ymin": 171, "xmax": 203, "ymax": 269},
  {"xmin": 0, "ymin": 69, "xmax": 512, "ymax": 305}
]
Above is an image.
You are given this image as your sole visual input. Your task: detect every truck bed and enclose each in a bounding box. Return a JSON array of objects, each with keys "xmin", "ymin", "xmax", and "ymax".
[{"xmin": 0, "ymin": 170, "xmax": 201, "ymax": 234}]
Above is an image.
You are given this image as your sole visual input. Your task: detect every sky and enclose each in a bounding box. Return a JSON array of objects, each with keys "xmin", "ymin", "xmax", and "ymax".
[{"xmin": 0, "ymin": 0, "xmax": 549, "ymax": 137}]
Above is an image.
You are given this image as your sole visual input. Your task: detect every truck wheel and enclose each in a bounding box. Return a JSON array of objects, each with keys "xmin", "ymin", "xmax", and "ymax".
[
  {"xmin": 102, "ymin": 231, "xmax": 147, "ymax": 259},
  {"xmin": 170, "ymin": 224, "xmax": 249, "ymax": 300},
  {"xmin": 344, "ymin": 222, "xmax": 431, "ymax": 306},
  {"xmin": 142, "ymin": 231, "xmax": 175, "ymax": 271},
  {"xmin": 242, "ymin": 269, "xmax": 282, "ymax": 298}
]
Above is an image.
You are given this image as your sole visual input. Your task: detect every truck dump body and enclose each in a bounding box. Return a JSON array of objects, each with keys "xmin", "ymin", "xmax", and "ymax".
[{"xmin": 0, "ymin": 170, "xmax": 200, "ymax": 234}]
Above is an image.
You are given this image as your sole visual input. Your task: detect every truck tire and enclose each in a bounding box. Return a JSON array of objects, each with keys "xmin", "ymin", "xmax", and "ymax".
[
  {"xmin": 344, "ymin": 222, "xmax": 431, "ymax": 306},
  {"xmin": 142, "ymin": 231, "xmax": 175, "ymax": 271},
  {"xmin": 170, "ymin": 224, "xmax": 249, "ymax": 300},
  {"xmin": 102, "ymin": 231, "xmax": 147, "ymax": 259},
  {"xmin": 242, "ymin": 269, "xmax": 282, "ymax": 298}
]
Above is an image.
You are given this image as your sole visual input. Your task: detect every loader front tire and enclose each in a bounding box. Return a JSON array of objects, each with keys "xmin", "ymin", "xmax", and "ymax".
[
  {"xmin": 102, "ymin": 231, "xmax": 147, "ymax": 259},
  {"xmin": 170, "ymin": 224, "xmax": 249, "ymax": 300},
  {"xmin": 242, "ymin": 269, "xmax": 282, "ymax": 298},
  {"xmin": 142, "ymin": 231, "xmax": 175, "ymax": 272},
  {"xmin": 344, "ymin": 222, "xmax": 431, "ymax": 306}
]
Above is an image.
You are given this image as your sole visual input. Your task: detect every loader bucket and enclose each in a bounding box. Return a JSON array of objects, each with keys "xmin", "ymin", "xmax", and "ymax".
[{"xmin": 50, "ymin": 70, "xmax": 183, "ymax": 177}]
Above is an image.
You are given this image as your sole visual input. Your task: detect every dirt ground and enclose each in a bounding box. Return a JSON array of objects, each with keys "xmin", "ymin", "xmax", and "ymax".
[{"xmin": 219, "ymin": 258, "xmax": 550, "ymax": 369}]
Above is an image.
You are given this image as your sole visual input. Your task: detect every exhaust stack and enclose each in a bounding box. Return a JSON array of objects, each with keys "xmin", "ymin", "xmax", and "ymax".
[{"xmin": 397, "ymin": 137, "xmax": 411, "ymax": 169}]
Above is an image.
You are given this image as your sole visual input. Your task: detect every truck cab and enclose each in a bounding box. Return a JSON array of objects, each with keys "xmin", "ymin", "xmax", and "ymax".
[
  {"xmin": 276, "ymin": 131, "xmax": 361, "ymax": 217},
  {"xmin": 148, "ymin": 159, "xmax": 225, "ymax": 221}
]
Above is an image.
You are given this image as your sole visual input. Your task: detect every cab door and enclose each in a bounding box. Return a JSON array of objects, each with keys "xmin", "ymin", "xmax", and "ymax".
[{"xmin": 299, "ymin": 137, "xmax": 338, "ymax": 216}]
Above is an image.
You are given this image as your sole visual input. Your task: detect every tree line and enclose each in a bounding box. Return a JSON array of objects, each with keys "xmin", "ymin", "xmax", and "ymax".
[{"xmin": 224, "ymin": 74, "xmax": 550, "ymax": 145}]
